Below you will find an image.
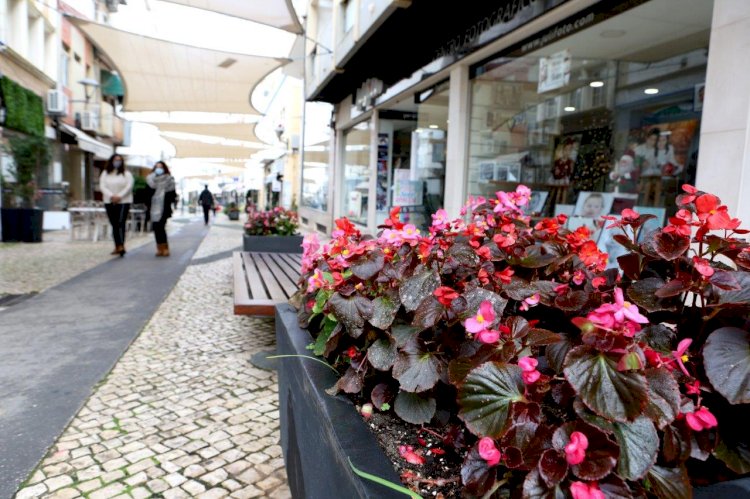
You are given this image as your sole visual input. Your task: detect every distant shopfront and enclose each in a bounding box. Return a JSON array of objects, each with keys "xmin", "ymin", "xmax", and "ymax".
[{"xmin": 301, "ymin": 0, "xmax": 720, "ymax": 240}]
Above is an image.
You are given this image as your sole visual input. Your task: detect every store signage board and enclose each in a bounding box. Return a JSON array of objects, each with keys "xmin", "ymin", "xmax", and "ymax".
[
  {"xmin": 538, "ymin": 49, "xmax": 571, "ymax": 93},
  {"xmin": 355, "ymin": 78, "xmax": 385, "ymax": 111}
]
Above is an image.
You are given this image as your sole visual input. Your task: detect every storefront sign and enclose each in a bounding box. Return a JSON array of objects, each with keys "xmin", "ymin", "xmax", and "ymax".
[
  {"xmin": 355, "ymin": 78, "xmax": 385, "ymax": 111},
  {"xmin": 393, "ymin": 169, "xmax": 423, "ymax": 207},
  {"xmin": 538, "ymin": 49, "xmax": 571, "ymax": 93}
]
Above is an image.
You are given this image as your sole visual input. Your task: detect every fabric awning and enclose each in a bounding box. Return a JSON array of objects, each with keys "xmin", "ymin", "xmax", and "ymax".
[
  {"xmin": 59, "ymin": 123, "xmax": 114, "ymax": 160},
  {"xmin": 164, "ymin": 137, "xmax": 262, "ymax": 160},
  {"xmin": 100, "ymin": 70, "xmax": 124, "ymax": 97},
  {"xmin": 160, "ymin": 0, "xmax": 303, "ymax": 33},
  {"xmin": 67, "ymin": 17, "xmax": 288, "ymax": 114},
  {"xmin": 156, "ymin": 123, "xmax": 262, "ymax": 144}
]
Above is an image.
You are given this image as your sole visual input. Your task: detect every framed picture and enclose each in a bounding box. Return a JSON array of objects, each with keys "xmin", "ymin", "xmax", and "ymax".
[
  {"xmin": 573, "ymin": 191, "xmax": 615, "ymax": 219},
  {"xmin": 479, "ymin": 162, "xmax": 496, "ymax": 182},
  {"xmin": 566, "ymin": 216, "xmax": 603, "ymax": 244},
  {"xmin": 610, "ymin": 194, "xmax": 638, "ymax": 215},
  {"xmin": 554, "ymin": 204, "xmax": 575, "ymax": 217},
  {"xmin": 524, "ymin": 190, "xmax": 549, "ymax": 215}
]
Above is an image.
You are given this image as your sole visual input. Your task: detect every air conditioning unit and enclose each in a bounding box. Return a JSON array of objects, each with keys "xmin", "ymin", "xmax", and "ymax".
[
  {"xmin": 81, "ymin": 110, "xmax": 99, "ymax": 131},
  {"xmin": 46, "ymin": 89, "xmax": 68, "ymax": 116}
]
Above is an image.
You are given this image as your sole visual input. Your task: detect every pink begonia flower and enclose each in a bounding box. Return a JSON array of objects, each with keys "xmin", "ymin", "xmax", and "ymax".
[
  {"xmin": 465, "ymin": 301, "xmax": 495, "ymax": 333},
  {"xmin": 671, "ymin": 338, "xmax": 693, "ymax": 377},
  {"xmin": 565, "ymin": 431, "xmax": 589, "ymax": 465},
  {"xmin": 518, "ymin": 356, "xmax": 541, "ymax": 384},
  {"xmin": 572, "ymin": 270, "xmax": 586, "ymax": 286},
  {"xmin": 476, "ymin": 329, "xmax": 500, "ymax": 344},
  {"xmin": 685, "ymin": 406, "xmax": 718, "ymax": 432},
  {"xmin": 431, "ymin": 209, "xmax": 449, "ymax": 229},
  {"xmin": 478, "ymin": 437, "xmax": 502, "ymax": 466},
  {"xmin": 591, "ymin": 276, "xmax": 606, "ymax": 289},
  {"xmin": 398, "ymin": 445, "xmax": 425, "ymax": 465},
  {"xmin": 401, "ymin": 224, "xmax": 421, "ymax": 243},
  {"xmin": 612, "ymin": 288, "xmax": 649, "ymax": 324},
  {"xmin": 570, "ymin": 481, "xmax": 605, "ymax": 499},
  {"xmin": 520, "ymin": 293, "xmax": 540, "ymax": 312},
  {"xmin": 301, "ymin": 234, "xmax": 321, "ymax": 273},
  {"xmin": 307, "ymin": 269, "xmax": 326, "ymax": 293},
  {"xmin": 693, "ymin": 256, "xmax": 715, "ymax": 278}
]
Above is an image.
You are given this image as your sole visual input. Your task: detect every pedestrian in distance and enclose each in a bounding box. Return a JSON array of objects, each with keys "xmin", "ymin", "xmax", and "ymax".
[
  {"xmin": 199, "ymin": 185, "xmax": 214, "ymax": 225},
  {"xmin": 146, "ymin": 161, "xmax": 177, "ymax": 257},
  {"xmin": 99, "ymin": 153, "xmax": 133, "ymax": 257}
]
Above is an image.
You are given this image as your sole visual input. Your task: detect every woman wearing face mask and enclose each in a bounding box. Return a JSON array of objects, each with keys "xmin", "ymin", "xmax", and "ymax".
[
  {"xmin": 146, "ymin": 161, "xmax": 177, "ymax": 257},
  {"xmin": 99, "ymin": 154, "xmax": 134, "ymax": 256}
]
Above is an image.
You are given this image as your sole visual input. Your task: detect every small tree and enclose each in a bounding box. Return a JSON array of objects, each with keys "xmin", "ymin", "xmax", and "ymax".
[{"xmin": 1, "ymin": 135, "xmax": 51, "ymax": 208}]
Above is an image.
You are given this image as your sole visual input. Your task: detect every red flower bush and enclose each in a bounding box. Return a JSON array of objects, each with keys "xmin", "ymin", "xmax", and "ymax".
[
  {"xmin": 296, "ymin": 184, "xmax": 750, "ymax": 497},
  {"xmin": 243, "ymin": 207, "xmax": 298, "ymax": 236}
]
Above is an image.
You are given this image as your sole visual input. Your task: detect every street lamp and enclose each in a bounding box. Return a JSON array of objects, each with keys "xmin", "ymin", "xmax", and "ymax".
[{"xmin": 77, "ymin": 78, "xmax": 100, "ymax": 104}]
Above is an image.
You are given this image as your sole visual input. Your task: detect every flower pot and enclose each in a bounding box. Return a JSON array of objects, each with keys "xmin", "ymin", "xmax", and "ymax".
[
  {"xmin": 243, "ymin": 234, "xmax": 303, "ymax": 253},
  {"xmin": 228, "ymin": 211, "xmax": 240, "ymax": 221},
  {"xmin": 1, "ymin": 207, "xmax": 43, "ymax": 242},
  {"xmin": 695, "ymin": 478, "xmax": 750, "ymax": 498},
  {"xmin": 275, "ymin": 303, "xmax": 404, "ymax": 499}
]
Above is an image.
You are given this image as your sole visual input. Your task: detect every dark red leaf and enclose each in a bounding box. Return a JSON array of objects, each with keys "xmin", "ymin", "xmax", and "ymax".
[
  {"xmin": 411, "ymin": 296, "xmax": 444, "ymax": 331},
  {"xmin": 613, "ymin": 234, "xmax": 639, "ymax": 251},
  {"xmin": 460, "ymin": 447, "xmax": 495, "ymax": 497},
  {"xmin": 370, "ymin": 383, "xmax": 395, "ymax": 409},
  {"xmin": 598, "ymin": 474, "xmax": 634, "ymax": 499},
  {"xmin": 655, "ymin": 277, "xmax": 692, "ymax": 298},
  {"xmin": 552, "ymin": 421, "xmax": 619, "ymax": 481},
  {"xmin": 653, "ymin": 231, "xmax": 690, "ymax": 261},
  {"xmin": 617, "ymin": 253, "xmax": 641, "ymax": 280},
  {"xmin": 538, "ymin": 449, "xmax": 567, "ymax": 487},
  {"xmin": 522, "ymin": 469, "xmax": 564, "ymax": 499},
  {"xmin": 627, "ymin": 277, "xmax": 674, "ymax": 313},
  {"xmin": 332, "ymin": 367, "xmax": 363, "ymax": 394},
  {"xmin": 703, "ymin": 327, "xmax": 750, "ymax": 404},
  {"xmin": 527, "ymin": 328, "xmax": 562, "ymax": 346},
  {"xmin": 710, "ymin": 270, "xmax": 742, "ymax": 291},
  {"xmin": 646, "ymin": 465, "xmax": 691, "ymax": 499},
  {"xmin": 554, "ymin": 290, "xmax": 589, "ymax": 312}
]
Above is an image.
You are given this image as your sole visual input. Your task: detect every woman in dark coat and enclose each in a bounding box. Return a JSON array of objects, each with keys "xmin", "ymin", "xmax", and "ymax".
[{"xmin": 145, "ymin": 161, "xmax": 177, "ymax": 257}]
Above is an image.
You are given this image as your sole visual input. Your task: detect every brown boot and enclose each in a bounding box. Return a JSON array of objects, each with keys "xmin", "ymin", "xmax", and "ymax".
[
  {"xmin": 161, "ymin": 243, "xmax": 170, "ymax": 257},
  {"xmin": 155, "ymin": 243, "xmax": 164, "ymax": 257},
  {"xmin": 110, "ymin": 245, "xmax": 121, "ymax": 255}
]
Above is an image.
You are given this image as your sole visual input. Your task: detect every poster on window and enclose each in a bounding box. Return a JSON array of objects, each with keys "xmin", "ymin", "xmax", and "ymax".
[
  {"xmin": 347, "ymin": 190, "xmax": 363, "ymax": 219},
  {"xmin": 393, "ymin": 169, "xmax": 423, "ymax": 206},
  {"xmin": 538, "ymin": 49, "xmax": 571, "ymax": 94}
]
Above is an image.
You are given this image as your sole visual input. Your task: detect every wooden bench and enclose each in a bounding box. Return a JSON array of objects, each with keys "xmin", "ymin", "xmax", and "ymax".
[{"xmin": 233, "ymin": 251, "xmax": 303, "ymax": 316}]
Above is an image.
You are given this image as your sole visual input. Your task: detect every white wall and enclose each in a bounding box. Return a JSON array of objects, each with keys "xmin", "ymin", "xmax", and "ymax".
[{"xmin": 697, "ymin": 0, "xmax": 750, "ymax": 223}]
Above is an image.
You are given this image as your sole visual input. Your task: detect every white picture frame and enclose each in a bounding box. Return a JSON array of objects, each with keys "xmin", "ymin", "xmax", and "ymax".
[{"xmin": 573, "ymin": 191, "xmax": 615, "ymax": 219}]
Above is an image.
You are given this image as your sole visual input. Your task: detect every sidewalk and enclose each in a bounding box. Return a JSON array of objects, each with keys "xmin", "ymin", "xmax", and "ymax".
[{"xmin": 4, "ymin": 219, "xmax": 290, "ymax": 498}]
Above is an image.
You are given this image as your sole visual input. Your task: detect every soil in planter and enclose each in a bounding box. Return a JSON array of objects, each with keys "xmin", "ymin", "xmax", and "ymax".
[{"xmin": 358, "ymin": 408, "xmax": 465, "ymax": 498}]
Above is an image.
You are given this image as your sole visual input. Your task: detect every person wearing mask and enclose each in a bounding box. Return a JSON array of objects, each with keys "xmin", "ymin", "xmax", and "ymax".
[
  {"xmin": 199, "ymin": 185, "xmax": 214, "ymax": 225},
  {"xmin": 99, "ymin": 154, "xmax": 134, "ymax": 257},
  {"xmin": 146, "ymin": 161, "xmax": 177, "ymax": 257}
]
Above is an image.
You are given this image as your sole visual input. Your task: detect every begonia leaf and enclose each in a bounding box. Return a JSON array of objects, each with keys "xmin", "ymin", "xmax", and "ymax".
[
  {"xmin": 553, "ymin": 290, "xmax": 588, "ymax": 312},
  {"xmin": 564, "ymin": 346, "xmax": 648, "ymax": 422},
  {"xmin": 370, "ymin": 383, "xmax": 395, "ymax": 410},
  {"xmin": 350, "ymin": 249, "xmax": 385, "ymax": 280},
  {"xmin": 611, "ymin": 416, "xmax": 659, "ymax": 480},
  {"xmin": 652, "ymin": 230, "xmax": 690, "ymax": 261},
  {"xmin": 332, "ymin": 366, "xmax": 363, "ymax": 394},
  {"xmin": 641, "ymin": 324, "xmax": 676, "ymax": 353},
  {"xmin": 313, "ymin": 317, "xmax": 340, "ymax": 356},
  {"xmin": 717, "ymin": 271, "xmax": 750, "ymax": 306},
  {"xmin": 644, "ymin": 368, "xmax": 681, "ymax": 429},
  {"xmin": 368, "ymin": 337, "xmax": 397, "ymax": 371},
  {"xmin": 709, "ymin": 270, "xmax": 742, "ymax": 291},
  {"xmin": 369, "ymin": 295, "xmax": 400, "ymax": 330},
  {"xmin": 518, "ymin": 245, "xmax": 558, "ymax": 268},
  {"xmin": 391, "ymin": 323, "xmax": 420, "ymax": 348},
  {"xmin": 703, "ymin": 327, "xmax": 750, "ymax": 404},
  {"xmin": 458, "ymin": 362, "xmax": 525, "ymax": 438},
  {"xmin": 552, "ymin": 422, "xmax": 619, "ymax": 481},
  {"xmin": 538, "ymin": 449, "xmax": 567, "ymax": 487},
  {"xmin": 714, "ymin": 437, "xmax": 750, "ymax": 474},
  {"xmin": 392, "ymin": 338, "xmax": 442, "ymax": 393},
  {"xmin": 654, "ymin": 276, "xmax": 692, "ymax": 298},
  {"xmin": 447, "ymin": 241, "xmax": 480, "ymax": 267},
  {"xmin": 399, "ymin": 267, "xmax": 441, "ymax": 312},
  {"xmin": 736, "ymin": 250, "xmax": 750, "ymax": 270},
  {"xmin": 328, "ymin": 292, "xmax": 372, "ymax": 338},
  {"xmin": 504, "ymin": 277, "xmax": 537, "ymax": 301},
  {"xmin": 527, "ymin": 328, "xmax": 562, "ymax": 346},
  {"xmin": 411, "ymin": 296, "xmax": 444, "ymax": 331},
  {"xmin": 646, "ymin": 465, "xmax": 691, "ymax": 499},
  {"xmin": 394, "ymin": 390, "xmax": 436, "ymax": 424},
  {"xmin": 460, "ymin": 447, "xmax": 495, "ymax": 497},
  {"xmin": 618, "ymin": 253, "xmax": 641, "ymax": 280},
  {"xmin": 662, "ymin": 423, "xmax": 691, "ymax": 465},
  {"xmin": 507, "ymin": 316, "xmax": 531, "ymax": 339},
  {"xmin": 598, "ymin": 474, "xmax": 634, "ymax": 499},
  {"xmin": 521, "ymin": 468, "xmax": 565, "ymax": 499},
  {"xmin": 545, "ymin": 334, "xmax": 572, "ymax": 373},
  {"xmin": 613, "ymin": 233, "xmax": 639, "ymax": 251},
  {"xmin": 627, "ymin": 277, "xmax": 674, "ymax": 313},
  {"xmin": 463, "ymin": 287, "xmax": 508, "ymax": 321}
]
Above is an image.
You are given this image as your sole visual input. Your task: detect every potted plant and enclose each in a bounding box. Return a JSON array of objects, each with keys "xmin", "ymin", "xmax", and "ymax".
[
  {"xmin": 243, "ymin": 207, "xmax": 302, "ymax": 253},
  {"xmin": 1, "ymin": 135, "xmax": 50, "ymax": 242},
  {"xmin": 278, "ymin": 185, "xmax": 750, "ymax": 498},
  {"xmin": 224, "ymin": 202, "xmax": 241, "ymax": 221}
]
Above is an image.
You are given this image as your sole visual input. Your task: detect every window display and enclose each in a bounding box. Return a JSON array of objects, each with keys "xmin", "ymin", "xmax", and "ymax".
[
  {"xmin": 341, "ymin": 121, "xmax": 371, "ymax": 225},
  {"xmin": 302, "ymin": 102, "xmax": 334, "ymax": 211}
]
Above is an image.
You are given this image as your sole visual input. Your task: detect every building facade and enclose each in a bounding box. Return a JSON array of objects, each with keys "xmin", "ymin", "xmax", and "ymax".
[{"xmin": 299, "ymin": 0, "xmax": 748, "ymax": 256}]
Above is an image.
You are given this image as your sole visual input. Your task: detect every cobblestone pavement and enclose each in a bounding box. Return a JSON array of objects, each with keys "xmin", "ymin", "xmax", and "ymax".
[{"xmin": 13, "ymin": 223, "xmax": 291, "ymax": 498}]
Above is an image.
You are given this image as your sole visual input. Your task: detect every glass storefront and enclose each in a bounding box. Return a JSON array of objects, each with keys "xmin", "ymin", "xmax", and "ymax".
[
  {"xmin": 341, "ymin": 120, "xmax": 372, "ymax": 225},
  {"xmin": 301, "ymin": 102, "xmax": 334, "ymax": 212},
  {"xmin": 467, "ymin": 0, "xmax": 712, "ymax": 266},
  {"xmin": 377, "ymin": 82, "xmax": 449, "ymax": 230}
]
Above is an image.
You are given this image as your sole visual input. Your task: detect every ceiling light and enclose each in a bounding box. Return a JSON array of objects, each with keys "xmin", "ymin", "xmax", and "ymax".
[
  {"xmin": 429, "ymin": 124, "xmax": 439, "ymax": 129},
  {"xmin": 218, "ymin": 58, "xmax": 237, "ymax": 68},
  {"xmin": 600, "ymin": 29, "xmax": 626, "ymax": 38},
  {"xmin": 589, "ymin": 81, "xmax": 604, "ymax": 88},
  {"xmin": 564, "ymin": 106, "xmax": 576, "ymax": 112},
  {"xmin": 644, "ymin": 88, "xmax": 659, "ymax": 95}
]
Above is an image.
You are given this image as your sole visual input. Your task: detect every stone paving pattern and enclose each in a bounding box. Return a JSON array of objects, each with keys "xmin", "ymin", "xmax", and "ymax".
[{"xmin": 13, "ymin": 222, "xmax": 291, "ymax": 498}]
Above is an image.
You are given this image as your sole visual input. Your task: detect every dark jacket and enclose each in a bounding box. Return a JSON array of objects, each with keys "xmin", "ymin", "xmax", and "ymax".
[{"xmin": 199, "ymin": 189, "xmax": 214, "ymax": 207}]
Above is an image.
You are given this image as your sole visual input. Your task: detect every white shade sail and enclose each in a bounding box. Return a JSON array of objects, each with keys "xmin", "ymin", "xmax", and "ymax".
[
  {"xmin": 160, "ymin": 0, "xmax": 303, "ymax": 33},
  {"xmin": 165, "ymin": 137, "xmax": 263, "ymax": 160},
  {"xmin": 68, "ymin": 17, "xmax": 288, "ymax": 114},
  {"xmin": 157, "ymin": 123, "xmax": 262, "ymax": 144}
]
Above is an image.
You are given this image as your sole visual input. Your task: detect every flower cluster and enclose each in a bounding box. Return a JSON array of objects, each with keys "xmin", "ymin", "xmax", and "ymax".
[
  {"xmin": 296, "ymin": 184, "xmax": 750, "ymax": 497},
  {"xmin": 243, "ymin": 207, "xmax": 299, "ymax": 236}
]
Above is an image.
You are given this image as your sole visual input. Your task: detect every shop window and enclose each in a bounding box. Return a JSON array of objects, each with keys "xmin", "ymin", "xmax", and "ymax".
[
  {"xmin": 302, "ymin": 102, "xmax": 334, "ymax": 212},
  {"xmin": 341, "ymin": 120, "xmax": 371, "ymax": 225},
  {"xmin": 467, "ymin": 0, "xmax": 711, "ymax": 268}
]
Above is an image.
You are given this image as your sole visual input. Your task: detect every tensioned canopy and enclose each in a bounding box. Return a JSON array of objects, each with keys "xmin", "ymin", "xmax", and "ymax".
[
  {"xmin": 165, "ymin": 137, "xmax": 263, "ymax": 160},
  {"xmin": 68, "ymin": 17, "xmax": 288, "ymax": 114},
  {"xmin": 160, "ymin": 0, "xmax": 303, "ymax": 33},
  {"xmin": 157, "ymin": 123, "xmax": 262, "ymax": 144}
]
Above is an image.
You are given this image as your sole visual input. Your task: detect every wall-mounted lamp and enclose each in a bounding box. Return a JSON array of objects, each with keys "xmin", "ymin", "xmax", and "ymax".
[{"xmin": 78, "ymin": 78, "xmax": 100, "ymax": 103}]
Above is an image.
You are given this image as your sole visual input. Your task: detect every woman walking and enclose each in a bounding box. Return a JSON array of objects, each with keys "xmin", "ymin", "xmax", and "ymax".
[
  {"xmin": 100, "ymin": 154, "xmax": 133, "ymax": 257},
  {"xmin": 146, "ymin": 161, "xmax": 177, "ymax": 257}
]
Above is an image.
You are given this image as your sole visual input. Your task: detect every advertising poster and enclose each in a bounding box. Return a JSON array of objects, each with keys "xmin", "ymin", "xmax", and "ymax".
[{"xmin": 538, "ymin": 49, "xmax": 571, "ymax": 93}]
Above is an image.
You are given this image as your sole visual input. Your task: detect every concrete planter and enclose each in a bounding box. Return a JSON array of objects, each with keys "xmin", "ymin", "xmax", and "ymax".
[
  {"xmin": 243, "ymin": 234, "xmax": 303, "ymax": 253},
  {"xmin": 275, "ymin": 303, "xmax": 403, "ymax": 499},
  {"xmin": 1, "ymin": 208, "xmax": 43, "ymax": 242}
]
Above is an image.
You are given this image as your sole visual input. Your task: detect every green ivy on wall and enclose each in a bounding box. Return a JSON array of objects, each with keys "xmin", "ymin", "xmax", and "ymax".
[{"xmin": 0, "ymin": 77, "xmax": 45, "ymax": 137}]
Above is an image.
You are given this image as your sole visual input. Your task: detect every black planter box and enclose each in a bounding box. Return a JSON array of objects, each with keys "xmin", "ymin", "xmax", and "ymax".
[
  {"xmin": 243, "ymin": 234, "xmax": 303, "ymax": 253},
  {"xmin": 1, "ymin": 208, "xmax": 43, "ymax": 242},
  {"xmin": 228, "ymin": 211, "xmax": 240, "ymax": 221},
  {"xmin": 275, "ymin": 304, "xmax": 404, "ymax": 499}
]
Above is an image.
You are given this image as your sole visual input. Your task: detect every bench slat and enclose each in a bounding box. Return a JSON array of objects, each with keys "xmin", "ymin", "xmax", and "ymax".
[
  {"xmin": 252, "ymin": 253, "xmax": 289, "ymax": 301},
  {"xmin": 259, "ymin": 253, "xmax": 299, "ymax": 297},
  {"xmin": 242, "ymin": 252, "xmax": 270, "ymax": 300},
  {"xmin": 274, "ymin": 253, "xmax": 302, "ymax": 282},
  {"xmin": 233, "ymin": 252, "xmax": 253, "ymax": 313}
]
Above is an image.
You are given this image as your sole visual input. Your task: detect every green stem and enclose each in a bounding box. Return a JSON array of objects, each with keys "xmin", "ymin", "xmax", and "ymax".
[
  {"xmin": 348, "ymin": 458, "xmax": 421, "ymax": 498},
  {"xmin": 266, "ymin": 354, "xmax": 338, "ymax": 373}
]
